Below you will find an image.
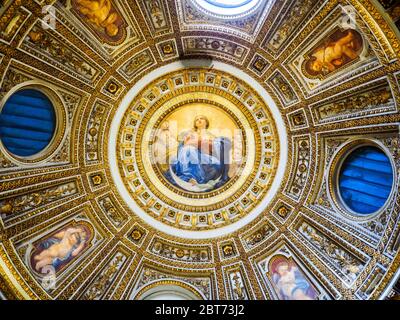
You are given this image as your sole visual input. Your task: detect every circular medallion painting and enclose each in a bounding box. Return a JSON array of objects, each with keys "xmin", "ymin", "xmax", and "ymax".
[
  {"xmin": 151, "ymin": 103, "xmax": 244, "ymax": 194},
  {"xmin": 113, "ymin": 66, "xmax": 282, "ymax": 232}
]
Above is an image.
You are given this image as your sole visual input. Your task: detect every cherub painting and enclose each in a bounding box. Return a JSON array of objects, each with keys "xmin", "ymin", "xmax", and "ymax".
[
  {"xmin": 269, "ymin": 256, "xmax": 318, "ymax": 300},
  {"xmin": 71, "ymin": 0, "xmax": 126, "ymax": 43},
  {"xmin": 30, "ymin": 223, "xmax": 92, "ymax": 275},
  {"xmin": 152, "ymin": 104, "xmax": 242, "ymax": 193},
  {"xmin": 304, "ymin": 29, "xmax": 363, "ymax": 77}
]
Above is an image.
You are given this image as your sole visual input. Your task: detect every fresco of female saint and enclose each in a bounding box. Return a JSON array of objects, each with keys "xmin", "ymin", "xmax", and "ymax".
[
  {"xmin": 30, "ymin": 224, "xmax": 91, "ymax": 274},
  {"xmin": 152, "ymin": 104, "xmax": 243, "ymax": 193},
  {"xmin": 269, "ymin": 256, "xmax": 318, "ymax": 300},
  {"xmin": 166, "ymin": 115, "xmax": 231, "ymax": 193},
  {"xmin": 304, "ymin": 29, "xmax": 363, "ymax": 77}
]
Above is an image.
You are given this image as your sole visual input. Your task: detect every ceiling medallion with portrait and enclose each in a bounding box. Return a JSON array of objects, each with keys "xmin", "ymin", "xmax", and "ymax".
[{"xmin": 116, "ymin": 68, "xmax": 280, "ymax": 231}]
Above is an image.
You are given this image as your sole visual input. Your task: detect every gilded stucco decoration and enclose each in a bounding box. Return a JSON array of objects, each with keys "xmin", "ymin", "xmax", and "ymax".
[{"xmin": 0, "ymin": 0, "xmax": 400, "ymax": 300}]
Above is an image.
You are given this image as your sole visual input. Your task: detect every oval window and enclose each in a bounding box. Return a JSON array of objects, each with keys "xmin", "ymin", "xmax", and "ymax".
[
  {"xmin": 194, "ymin": 0, "xmax": 261, "ymax": 16},
  {"xmin": 0, "ymin": 89, "xmax": 56, "ymax": 158},
  {"xmin": 204, "ymin": 0, "xmax": 253, "ymax": 8},
  {"xmin": 338, "ymin": 146, "xmax": 394, "ymax": 215},
  {"xmin": 137, "ymin": 284, "xmax": 203, "ymax": 300}
]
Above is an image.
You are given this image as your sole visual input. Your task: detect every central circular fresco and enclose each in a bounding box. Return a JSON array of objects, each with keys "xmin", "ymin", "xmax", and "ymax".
[
  {"xmin": 110, "ymin": 61, "xmax": 287, "ymax": 238},
  {"xmin": 148, "ymin": 101, "xmax": 250, "ymax": 196}
]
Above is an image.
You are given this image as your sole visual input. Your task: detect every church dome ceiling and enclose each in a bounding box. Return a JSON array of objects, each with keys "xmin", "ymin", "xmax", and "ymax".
[{"xmin": 0, "ymin": 0, "xmax": 400, "ymax": 300}]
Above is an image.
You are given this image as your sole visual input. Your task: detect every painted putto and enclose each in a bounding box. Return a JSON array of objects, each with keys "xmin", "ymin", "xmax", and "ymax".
[
  {"xmin": 304, "ymin": 29, "xmax": 363, "ymax": 77},
  {"xmin": 30, "ymin": 223, "xmax": 92, "ymax": 274},
  {"xmin": 71, "ymin": 0, "xmax": 126, "ymax": 42},
  {"xmin": 269, "ymin": 256, "xmax": 318, "ymax": 300}
]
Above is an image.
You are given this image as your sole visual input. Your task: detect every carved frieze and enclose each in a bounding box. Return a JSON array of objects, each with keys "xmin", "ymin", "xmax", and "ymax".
[
  {"xmin": 132, "ymin": 263, "xmax": 214, "ymax": 300},
  {"xmin": 20, "ymin": 23, "xmax": 102, "ymax": 86},
  {"xmin": 182, "ymin": 37, "xmax": 248, "ymax": 64},
  {"xmin": 137, "ymin": 0, "xmax": 173, "ymax": 37},
  {"xmin": 149, "ymin": 237, "xmax": 212, "ymax": 263},
  {"xmin": 80, "ymin": 250, "xmax": 128, "ymax": 300},
  {"xmin": 268, "ymin": 71, "xmax": 299, "ymax": 107},
  {"xmin": 285, "ymin": 136, "xmax": 311, "ymax": 201},
  {"xmin": 296, "ymin": 218, "xmax": 366, "ymax": 285},
  {"xmin": 97, "ymin": 194, "xmax": 129, "ymax": 229},
  {"xmin": 0, "ymin": 179, "xmax": 80, "ymax": 223},
  {"xmin": 262, "ymin": 0, "xmax": 321, "ymax": 56},
  {"xmin": 0, "ymin": 4, "xmax": 30, "ymax": 44},
  {"xmin": 311, "ymin": 78, "xmax": 396, "ymax": 124},
  {"xmin": 223, "ymin": 263, "xmax": 253, "ymax": 300},
  {"xmin": 118, "ymin": 48, "xmax": 156, "ymax": 82},
  {"xmin": 241, "ymin": 219, "xmax": 276, "ymax": 251},
  {"xmin": 85, "ymin": 100, "xmax": 111, "ymax": 165}
]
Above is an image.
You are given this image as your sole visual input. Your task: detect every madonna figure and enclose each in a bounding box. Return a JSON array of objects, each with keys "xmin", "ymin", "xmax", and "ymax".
[{"xmin": 165, "ymin": 115, "xmax": 231, "ymax": 192}]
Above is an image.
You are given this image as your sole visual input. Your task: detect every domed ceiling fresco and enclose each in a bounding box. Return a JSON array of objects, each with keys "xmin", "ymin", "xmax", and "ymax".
[{"xmin": 0, "ymin": 0, "xmax": 400, "ymax": 300}]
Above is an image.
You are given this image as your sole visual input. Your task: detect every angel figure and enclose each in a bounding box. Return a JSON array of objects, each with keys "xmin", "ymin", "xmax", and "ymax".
[
  {"xmin": 32, "ymin": 226, "xmax": 89, "ymax": 273},
  {"xmin": 271, "ymin": 258, "xmax": 318, "ymax": 300},
  {"xmin": 75, "ymin": 0, "xmax": 119, "ymax": 37},
  {"xmin": 306, "ymin": 30, "xmax": 362, "ymax": 75}
]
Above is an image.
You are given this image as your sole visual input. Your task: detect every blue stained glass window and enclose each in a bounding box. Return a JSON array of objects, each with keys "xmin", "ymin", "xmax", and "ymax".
[
  {"xmin": 338, "ymin": 146, "xmax": 394, "ymax": 215},
  {"xmin": 0, "ymin": 89, "xmax": 56, "ymax": 157}
]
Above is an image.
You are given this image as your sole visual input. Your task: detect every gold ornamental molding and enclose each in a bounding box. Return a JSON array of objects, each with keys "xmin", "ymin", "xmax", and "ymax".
[{"xmin": 115, "ymin": 67, "xmax": 280, "ymax": 231}]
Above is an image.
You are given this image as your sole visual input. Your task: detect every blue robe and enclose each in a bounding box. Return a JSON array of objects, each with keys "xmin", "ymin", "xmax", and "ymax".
[{"xmin": 166, "ymin": 136, "xmax": 231, "ymax": 191}]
